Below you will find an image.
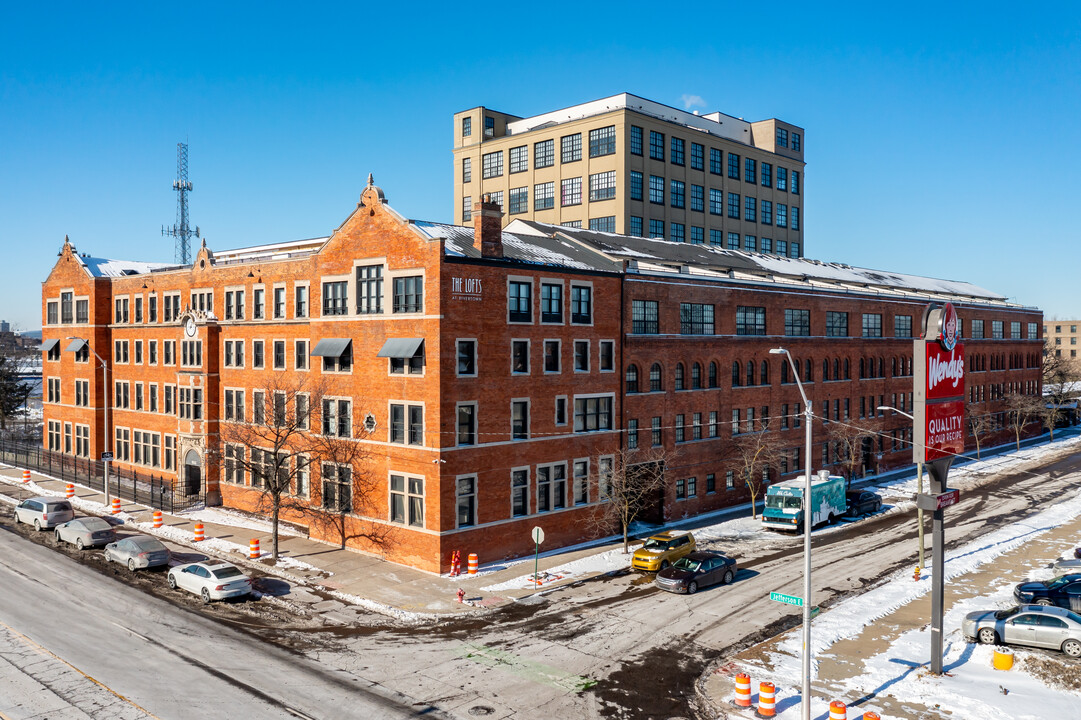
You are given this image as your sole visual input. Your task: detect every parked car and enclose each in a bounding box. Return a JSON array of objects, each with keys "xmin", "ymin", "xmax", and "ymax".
[
  {"xmin": 54, "ymin": 517, "xmax": 115, "ymax": 550},
  {"xmin": 654, "ymin": 551, "xmax": 737, "ymax": 594},
  {"xmin": 167, "ymin": 561, "xmax": 252, "ymax": 603},
  {"xmin": 631, "ymin": 531, "xmax": 696, "ymax": 572},
  {"xmin": 1013, "ymin": 574, "xmax": 1081, "ymax": 611},
  {"xmin": 12, "ymin": 497, "xmax": 74, "ymax": 531},
  {"xmin": 104, "ymin": 535, "xmax": 171, "ymax": 571},
  {"xmin": 962, "ymin": 604, "xmax": 1081, "ymax": 658},
  {"xmin": 1053, "ymin": 558, "xmax": 1081, "ymax": 575},
  {"xmin": 844, "ymin": 490, "xmax": 883, "ymax": 517}
]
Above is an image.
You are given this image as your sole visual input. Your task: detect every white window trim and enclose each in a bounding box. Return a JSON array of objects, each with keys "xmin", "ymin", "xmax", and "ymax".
[
  {"xmin": 294, "ymin": 339, "xmax": 309, "ymax": 372},
  {"xmin": 535, "ymin": 460, "xmax": 568, "ymax": 514},
  {"xmin": 271, "ymin": 337, "xmax": 288, "ymax": 370},
  {"xmin": 506, "ymin": 275, "xmax": 534, "ymax": 325},
  {"xmin": 511, "ymin": 397, "xmax": 531, "ymax": 441},
  {"xmin": 455, "ymin": 473, "xmax": 478, "ymax": 529},
  {"xmin": 554, "ymin": 394, "xmax": 568, "ymax": 426},
  {"xmin": 573, "ymin": 339, "xmax": 591, "ymax": 374},
  {"xmin": 569, "ymin": 280, "xmax": 595, "ymax": 327},
  {"xmin": 387, "ymin": 399, "xmax": 426, "ymax": 447},
  {"xmin": 599, "ymin": 339, "xmax": 616, "ymax": 373},
  {"xmin": 386, "ymin": 266, "xmax": 427, "ymax": 316},
  {"xmin": 456, "ymin": 338, "xmax": 478, "ymax": 378},
  {"xmin": 539, "ymin": 278, "xmax": 565, "ymax": 326},
  {"xmin": 510, "ymin": 465, "xmax": 531, "ymax": 518},
  {"xmin": 272, "ymin": 283, "xmax": 288, "ymax": 319},
  {"xmin": 543, "ymin": 338, "xmax": 561, "ymax": 374},
  {"xmin": 455, "ymin": 401, "xmax": 478, "ymax": 447},
  {"xmin": 351, "ymin": 257, "xmax": 387, "ymax": 318},
  {"xmin": 573, "ymin": 457, "xmax": 590, "ymax": 506},
  {"xmin": 597, "ymin": 454, "xmax": 615, "ymax": 501},
  {"xmin": 510, "ymin": 338, "xmax": 530, "ymax": 376}
]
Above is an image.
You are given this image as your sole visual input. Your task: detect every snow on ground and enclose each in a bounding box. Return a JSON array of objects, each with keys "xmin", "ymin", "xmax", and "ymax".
[{"xmin": 182, "ymin": 506, "xmax": 307, "ymax": 539}]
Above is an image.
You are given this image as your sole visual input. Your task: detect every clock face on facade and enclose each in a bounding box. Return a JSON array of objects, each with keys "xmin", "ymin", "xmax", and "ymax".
[{"xmin": 184, "ymin": 317, "xmax": 197, "ymax": 338}]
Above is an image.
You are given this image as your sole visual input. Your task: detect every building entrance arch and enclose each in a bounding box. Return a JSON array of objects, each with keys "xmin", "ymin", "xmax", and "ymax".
[{"xmin": 183, "ymin": 450, "xmax": 202, "ymax": 496}]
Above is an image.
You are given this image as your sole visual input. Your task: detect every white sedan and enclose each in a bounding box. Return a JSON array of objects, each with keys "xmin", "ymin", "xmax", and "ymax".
[{"xmin": 167, "ymin": 561, "xmax": 252, "ymax": 604}]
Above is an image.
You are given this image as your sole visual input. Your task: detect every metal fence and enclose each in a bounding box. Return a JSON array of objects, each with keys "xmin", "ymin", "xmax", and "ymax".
[{"xmin": 0, "ymin": 438, "xmax": 202, "ymax": 513}]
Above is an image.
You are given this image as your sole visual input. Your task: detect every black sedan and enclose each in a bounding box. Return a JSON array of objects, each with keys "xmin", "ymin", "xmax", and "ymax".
[
  {"xmin": 654, "ymin": 551, "xmax": 736, "ymax": 594},
  {"xmin": 1013, "ymin": 574, "xmax": 1081, "ymax": 612},
  {"xmin": 845, "ymin": 490, "xmax": 882, "ymax": 517}
]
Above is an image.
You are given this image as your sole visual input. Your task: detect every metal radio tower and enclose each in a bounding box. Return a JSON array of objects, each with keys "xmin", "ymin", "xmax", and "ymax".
[{"xmin": 162, "ymin": 142, "xmax": 200, "ymax": 264}]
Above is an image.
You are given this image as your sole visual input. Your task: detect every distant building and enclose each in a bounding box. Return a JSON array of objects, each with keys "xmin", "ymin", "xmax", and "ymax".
[
  {"xmin": 0, "ymin": 320, "xmax": 10, "ymax": 333},
  {"xmin": 40, "ymin": 182, "xmax": 1043, "ymax": 572},
  {"xmin": 1044, "ymin": 320, "xmax": 1080, "ymax": 363},
  {"xmin": 453, "ymin": 93, "xmax": 806, "ymax": 256}
]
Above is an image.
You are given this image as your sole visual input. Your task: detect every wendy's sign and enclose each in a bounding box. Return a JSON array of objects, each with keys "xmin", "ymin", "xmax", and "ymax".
[{"xmin": 914, "ymin": 303, "xmax": 966, "ymax": 463}]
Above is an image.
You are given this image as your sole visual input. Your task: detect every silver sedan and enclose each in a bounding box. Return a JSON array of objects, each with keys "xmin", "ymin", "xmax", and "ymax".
[
  {"xmin": 103, "ymin": 535, "xmax": 171, "ymax": 571},
  {"xmin": 54, "ymin": 517, "xmax": 115, "ymax": 550},
  {"xmin": 962, "ymin": 604, "xmax": 1081, "ymax": 657},
  {"xmin": 1053, "ymin": 558, "xmax": 1081, "ymax": 575}
]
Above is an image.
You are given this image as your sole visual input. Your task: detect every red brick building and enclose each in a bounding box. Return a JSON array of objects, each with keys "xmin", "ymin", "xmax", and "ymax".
[{"xmin": 41, "ymin": 181, "xmax": 1043, "ymax": 572}]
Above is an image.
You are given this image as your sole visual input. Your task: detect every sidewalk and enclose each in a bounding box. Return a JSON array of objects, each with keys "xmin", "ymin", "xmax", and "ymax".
[{"xmin": 0, "ymin": 464, "xmax": 631, "ymax": 619}]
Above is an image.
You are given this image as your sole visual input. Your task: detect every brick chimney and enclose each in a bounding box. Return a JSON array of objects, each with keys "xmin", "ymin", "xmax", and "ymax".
[{"xmin": 473, "ymin": 194, "xmax": 504, "ymax": 259}]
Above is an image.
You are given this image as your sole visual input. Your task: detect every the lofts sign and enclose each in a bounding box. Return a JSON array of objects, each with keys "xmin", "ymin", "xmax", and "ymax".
[
  {"xmin": 913, "ymin": 303, "xmax": 966, "ymax": 463},
  {"xmin": 450, "ymin": 276, "xmax": 483, "ymax": 302}
]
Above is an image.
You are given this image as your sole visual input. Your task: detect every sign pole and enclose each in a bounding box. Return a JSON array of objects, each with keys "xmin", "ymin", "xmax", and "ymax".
[
  {"xmin": 917, "ymin": 461, "xmax": 925, "ymax": 569},
  {"xmin": 926, "ymin": 458, "xmax": 952, "ymax": 674},
  {"xmin": 531, "ymin": 526, "xmax": 545, "ymax": 586}
]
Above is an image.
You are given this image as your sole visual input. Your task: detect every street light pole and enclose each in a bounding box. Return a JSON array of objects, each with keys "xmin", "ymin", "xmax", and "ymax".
[
  {"xmin": 68, "ymin": 338, "xmax": 110, "ymax": 504},
  {"xmin": 771, "ymin": 347, "xmax": 813, "ymax": 720},
  {"xmin": 878, "ymin": 405, "xmax": 923, "ymax": 569}
]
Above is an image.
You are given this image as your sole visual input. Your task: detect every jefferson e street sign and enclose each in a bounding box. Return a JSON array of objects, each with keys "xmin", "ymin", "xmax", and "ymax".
[{"xmin": 770, "ymin": 591, "xmax": 804, "ymax": 607}]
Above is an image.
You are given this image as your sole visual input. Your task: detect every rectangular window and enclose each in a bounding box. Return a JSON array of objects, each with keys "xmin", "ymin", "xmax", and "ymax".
[
  {"xmin": 690, "ymin": 227, "xmax": 704, "ymax": 244},
  {"xmin": 728, "ymin": 152, "xmax": 740, "ymax": 179},
  {"xmin": 670, "ymin": 223, "xmax": 685, "ymax": 243},
  {"xmin": 632, "ymin": 299, "xmax": 659, "ymax": 334},
  {"xmin": 736, "ymin": 306, "xmax": 767, "ymax": 335},
  {"xmin": 728, "ymin": 232, "xmax": 740, "ymax": 249},
  {"xmin": 457, "ymin": 339, "xmax": 476, "ymax": 376},
  {"xmin": 826, "ymin": 311, "xmax": 849, "ymax": 337},
  {"xmin": 792, "ymin": 133, "xmax": 801, "ymax": 151},
  {"xmin": 761, "ymin": 163, "xmax": 772, "ymax": 188},
  {"xmin": 589, "ymin": 216, "xmax": 615, "ymax": 232},
  {"xmin": 776, "ymin": 204, "xmax": 788, "ymax": 228},
  {"xmin": 630, "ymin": 126, "xmax": 643, "ymax": 156},
  {"xmin": 573, "ymin": 340, "xmax": 589, "ymax": 371},
  {"xmin": 561, "ymin": 177, "xmax": 582, "ymax": 206},
  {"xmin": 456, "ymin": 403, "xmax": 475, "ymax": 446},
  {"xmin": 589, "ymin": 171, "xmax": 616, "ymax": 201},
  {"xmin": 708, "ymin": 188, "xmax": 723, "ymax": 216},
  {"xmin": 649, "ymin": 175, "xmax": 664, "ymax": 204},
  {"xmin": 649, "ymin": 130, "xmax": 664, "ymax": 160},
  {"xmin": 761, "ymin": 237, "xmax": 773, "ymax": 253},
  {"xmin": 589, "ymin": 125, "xmax": 616, "ymax": 157},
  {"xmin": 670, "ymin": 136, "xmax": 685, "ymax": 166},
  {"xmin": 680, "ymin": 303, "xmax": 714, "ymax": 335},
  {"xmin": 573, "ymin": 396, "xmax": 613, "ymax": 432},
  {"xmin": 777, "ymin": 167, "xmax": 788, "ymax": 191},
  {"xmin": 744, "ymin": 157, "xmax": 756, "ymax": 184},
  {"xmin": 534, "ymin": 139, "xmax": 554, "ymax": 168},
  {"xmin": 648, "ymin": 219, "xmax": 664, "ymax": 239},
  {"xmin": 461, "ymin": 195, "xmax": 472, "ymax": 223},
  {"xmin": 462, "ymin": 156, "xmax": 471, "ymax": 183},
  {"xmin": 508, "ymin": 187, "xmax": 528, "ymax": 215},
  {"xmin": 273, "ymin": 340, "xmax": 286, "ymax": 369},
  {"xmin": 555, "ymin": 396, "xmax": 567, "ymax": 425},
  {"xmin": 992, "ymin": 320, "xmax": 1004, "ymax": 339},
  {"xmin": 670, "ymin": 180, "xmax": 685, "ymax": 208},
  {"xmin": 544, "ymin": 340, "xmax": 560, "ymax": 373},
  {"xmin": 792, "ymin": 171, "xmax": 800, "ymax": 195},
  {"xmin": 628, "ymin": 418, "xmax": 639, "ymax": 449},
  {"xmin": 761, "ymin": 200, "xmax": 772, "ymax": 225},
  {"xmin": 709, "ymin": 147, "xmax": 723, "ymax": 175},
  {"xmin": 1010, "ymin": 321, "xmax": 1021, "ymax": 339},
  {"xmin": 862, "ymin": 313, "xmax": 883, "ymax": 338},
  {"xmin": 652, "ymin": 416, "xmax": 662, "ymax": 446},
  {"xmin": 389, "ymin": 475, "xmax": 424, "ymax": 527},
  {"xmin": 777, "ymin": 127, "xmax": 789, "ymax": 148},
  {"xmin": 599, "ymin": 340, "xmax": 613, "ymax": 371},
  {"xmin": 511, "ymin": 400, "xmax": 529, "ymax": 440},
  {"xmin": 322, "ymin": 281, "xmax": 348, "ymax": 316},
  {"xmin": 894, "ymin": 315, "xmax": 913, "ymax": 338},
  {"xmin": 744, "ymin": 196, "xmax": 757, "ymax": 222},
  {"xmin": 512, "ymin": 340, "xmax": 529, "ymax": 373},
  {"xmin": 561, "ymin": 133, "xmax": 582, "ymax": 163},
  {"xmin": 456, "ymin": 476, "xmax": 476, "ymax": 528},
  {"xmin": 689, "ymin": 184, "xmax": 704, "ymax": 213},
  {"xmin": 538, "ymin": 283, "xmax": 563, "ymax": 324},
  {"xmin": 392, "ymin": 276, "xmax": 423, "ymax": 313},
  {"xmin": 629, "ymin": 171, "xmax": 643, "ymax": 202},
  {"xmin": 508, "ymin": 280, "xmax": 532, "ymax": 322},
  {"xmin": 511, "ymin": 469, "xmax": 529, "ymax": 517},
  {"xmin": 1028, "ymin": 322, "xmax": 1038, "ymax": 339},
  {"xmin": 356, "ymin": 265, "xmax": 383, "ymax": 314},
  {"xmin": 675, "ymin": 415, "xmax": 685, "ymax": 443},
  {"xmin": 482, "ymin": 150, "xmax": 503, "ymax": 178},
  {"xmin": 785, "ymin": 309, "xmax": 810, "ymax": 336},
  {"xmin": 389, "ymin": 403, "xmax": 423, "ymax": 445},
  {"xmin": 728, "ymin": 192, "xmax": 740, "ymax": 218},
  {"xmin": 534, "ymin": 182, "xmax": 554, "ymax": 211},
  {"xmin": 252, "ymin": 340, "xmax": 264, "ymax": 368},
  {"xmin": 273, "ymin": 287, "xmax": 285, "ymax": 318},
  {"xmin": 690, "ymin": 142, "xmax": 704, "ymax": 170},
  {"xmin": 509, "ymin": 145, "xmax": 528, "ymax": 173},
  {"xmin": 570, "ymin": 285, "xmax": 592, "ymax": 324},
  {"xmin": 971, "ymin": 319, "xmax": 984, "ymax": 339}
]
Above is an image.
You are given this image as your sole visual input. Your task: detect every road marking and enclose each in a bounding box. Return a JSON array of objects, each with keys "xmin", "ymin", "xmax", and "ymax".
[
  {"xmin": 0, "ymin": 618, "xmax": 162, "ymax": 719},
  {"xmin": 459, "ymin": 643, "xmax": 596, "ymax": 692},
  {"xmin": 110, "ymin": 620, "xmax": 150, "ymax": 642}
]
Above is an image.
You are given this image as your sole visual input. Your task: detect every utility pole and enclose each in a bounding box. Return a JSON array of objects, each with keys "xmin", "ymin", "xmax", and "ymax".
[{"xmin": 162, "ymin": 142, "xmax": 200, "ymax": 265}]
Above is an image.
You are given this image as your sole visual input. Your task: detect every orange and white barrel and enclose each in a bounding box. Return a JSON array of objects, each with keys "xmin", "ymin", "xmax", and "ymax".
[
  {"xmin": 249, "ymin": 538, "xmax": 260, "ymax": 559},
  {"xmin": 757, "ymin": 682, "xmax": 776, "ymax": 716},
  {"xmin": 22, "ymin": 470, "xmax": 30, "ymax": 483},
  {"xmin": 193, "ymin": 523, "xmax": 205, "ymax": 542},
  {"xmin": 733, "ymin": 672, "xmax": 752, "ymax": 707},
  {"xmin": 467, "ymin": 553, "xmax": 478, "ymax": 574},
  {"xmin": 829, "ymin": 700, "xmax": 847, "ymax": 720},
  {"xmin": 65, "ymin": 483, "xmax": 75, "ymax": 498},
  {"xmin": 110, "ymin": 497, "xmax": 121, "ymax": 515},
  {"xmin": 862, "ymin": 712, "xmax": 881, "ymax": 720},
  {"xmin": 152, "ymin": 509, "xmax": 163, "ymax": 528}
]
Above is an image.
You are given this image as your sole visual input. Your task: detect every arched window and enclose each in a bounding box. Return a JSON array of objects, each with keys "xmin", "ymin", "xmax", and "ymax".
[
  {"xmin": 878, "ymin": 357, "xmax": 884, "ymax": 378},
  {"xmin": 692, "ymin": 362, "xmax": 702, "ymax": 389},
  {"xmin": 760, "ymin": 360, "xmax": 769, "ymax": 385},
  {"xmin": 650, "ymin": 363, "xmax": 663, "ymax": 392},
  {"xmin": 859, "ymin": 358, "xmax": 866, "ymax": 379},
  {"xmin": 675, "ymin": 363, "xmax": 685, "ymax": 391},
  {"xmin": 626, "ymin": 364, "xmax": 639, "ymax": 393},
  {"xmin": 823, "ymin": 358, "xmax": 830, "ymax": 380},
  {"xmin": 892, "ymin": 357, "xmax": 898, "ymax": 376},
  {"xmin": 708, "ymin": 361, "xmax": 718, "ymax": 388},
  {"xmin": 747, "ymin": 359, "xmax": 756, "ymax": 386},
  {"xmin": 805, "ymin": 359, "xmax": 813, "ymax": 382},
  {"xmin": 781, "ymin": 360, "xmax": 789, "ymax": 384},
  {"xmin": 834, "ymin": 358, "xmax": 840, "ymax": 381},
  {"xmin": 732, "ymin": 361, "xmax": 741, "ymax": 387},
  {"xmin": 844, "ymin": 358, "xmax": 850, "ymax": 379}
]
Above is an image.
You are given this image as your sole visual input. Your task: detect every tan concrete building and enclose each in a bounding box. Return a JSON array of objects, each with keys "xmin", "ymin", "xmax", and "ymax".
[
  {"xmin": 1044, "ymin": 319, "xmax": 1081, "ymax": 363},
  {"xmin": 452, "ymin": 93, "xmax": 806, "ymax": 257}
]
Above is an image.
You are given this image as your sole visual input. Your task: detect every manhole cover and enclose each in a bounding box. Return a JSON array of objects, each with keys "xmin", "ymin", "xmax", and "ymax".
[{"xmin": 467, "ymin": 706, "xmax": 494, "ymax": 716}]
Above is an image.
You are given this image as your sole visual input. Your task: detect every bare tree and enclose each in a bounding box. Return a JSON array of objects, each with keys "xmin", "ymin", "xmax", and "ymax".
[
  {"xmin": 1003, "ymin": 391, "xmax": 1043, "ymax": 450},
  {"xmin": 825, "ymin": 417, "xmax": 882, "ymax": 482},
  {"xmin": 1042, "ymin": 348, "xmax": 1081, "ymax": 440},
  {"xmin": 729, "ymin": 418, "xmax": 786, "ymax": 519},
  {"xmin": 304, "ymin": 428, "xmax": 389, "ymax": 552},
  {"xmin": 587, "ymin": 446, "xmax": 671, "ymax": 554},
  {"xmin": 217, "ymin": 374, "xmax": 379, "ymax": 559},
  {"xmin": 967, "ymin": 408, "xmax": 998, "ymax": 459}
]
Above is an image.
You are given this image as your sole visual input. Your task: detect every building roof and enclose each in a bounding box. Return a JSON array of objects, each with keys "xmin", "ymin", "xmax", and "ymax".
[
  {"xmin": 77, "ymin": 255, "xmax": 173, "ymax": 278},
  {"xmin": 414, "ymin": 220, "xmax": 622, "ymax": 273},
  {"xmin": 506, "ymin": 219, "xmax": 1024, "ymax": 308}
]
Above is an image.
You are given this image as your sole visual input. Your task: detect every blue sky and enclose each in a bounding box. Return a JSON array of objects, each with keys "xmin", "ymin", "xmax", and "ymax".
[{"xmin": 3, "ymin": 2, "xmax": 1079, "ymax": 331}]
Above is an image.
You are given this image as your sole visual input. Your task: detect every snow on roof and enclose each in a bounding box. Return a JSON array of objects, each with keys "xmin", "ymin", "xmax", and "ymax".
[
  {"xmin": 413, "ymin": 220, "xmax": 620, "ymax": 272},
  {"xmin": 212, "ymin": 237, "xmax": 329, "ymax": 264},
  {"xmin": 78, "ymin": 256, "xmax": 172, "ymax": 278}
]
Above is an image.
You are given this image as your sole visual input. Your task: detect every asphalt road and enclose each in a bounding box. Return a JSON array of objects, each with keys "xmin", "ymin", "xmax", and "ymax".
[{"xmin": 0, "ymin": 523, "xmax": 444, "ymax": 720}]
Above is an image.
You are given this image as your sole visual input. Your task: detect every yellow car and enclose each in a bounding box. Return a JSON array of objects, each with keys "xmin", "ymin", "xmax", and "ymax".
[{"xmin": 631, "ymin": 531, "xmax": 696, "ymax": 572}]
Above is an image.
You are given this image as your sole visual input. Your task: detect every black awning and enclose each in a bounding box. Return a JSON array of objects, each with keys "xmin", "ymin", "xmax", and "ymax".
[
  {"xmin": 310, "ymin": 338, "xmax": 352, "ymax": 358},
  {"xmin": 376, "ymin": 338, "xmax": 424, "ymax": 359}
]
